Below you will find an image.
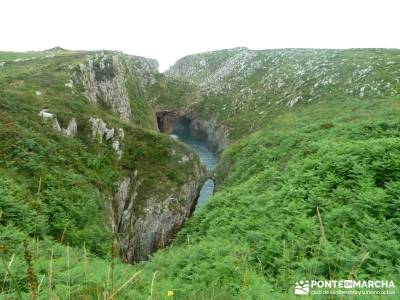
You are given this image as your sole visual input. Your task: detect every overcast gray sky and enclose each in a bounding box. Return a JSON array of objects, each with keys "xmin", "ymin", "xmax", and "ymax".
[{"xmin": 1, "ymin": 0, "xmax": 399, "ymax": 71}]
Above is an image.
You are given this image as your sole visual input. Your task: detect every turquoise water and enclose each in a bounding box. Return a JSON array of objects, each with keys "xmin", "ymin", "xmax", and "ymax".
[{"xmin": 171, "ymin": 119, "xmax": 218, "ymax": 205}]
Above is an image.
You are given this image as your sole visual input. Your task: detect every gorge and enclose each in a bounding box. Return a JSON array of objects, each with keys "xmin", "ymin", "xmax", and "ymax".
[
  {"xmin": 1, "ymin": 47, "xmax": 400, "ymax": 299},
  {"xmin": 157, "ymin": 112, "xmax": 219, "ymax": 205}
]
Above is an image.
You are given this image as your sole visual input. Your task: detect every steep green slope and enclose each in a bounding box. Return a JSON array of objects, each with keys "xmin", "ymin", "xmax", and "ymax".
[
  {"xmin": 134, "ymin": 49, "xmax": 400, "ymax": 298},
  {"xmin": 180, "ymin": 99, "xmax": 400, "ymax": 294},
  {"xmin": 4, "ymin": 100, "xmax": 399, "ymax": 299},
  {"xmin": 1, "ymin": 48, "xmax": 400, "ymax": 299},
  {"xmin": 0, "ymin": 49, "xmax": 206, "ymax": 298},
  {"xmin": 106, "ymin": 98, "xmax": 398, "ymax": 299},
  {"xmin": 147, "ymin": 75, "xmax": 202, "ymax": 111},
  {"xmin": 167, "ymin": 48, "xmax": 400, "ymax": 140}
]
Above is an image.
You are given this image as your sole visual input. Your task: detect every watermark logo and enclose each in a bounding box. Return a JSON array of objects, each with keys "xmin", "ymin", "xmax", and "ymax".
[
  {"xmin": 295, "ymin": 280, "xmax": 310, "ymax": 295},
  {"xmin": 294, "ymin": 280, "xmax": 396, "ymax": 296}
]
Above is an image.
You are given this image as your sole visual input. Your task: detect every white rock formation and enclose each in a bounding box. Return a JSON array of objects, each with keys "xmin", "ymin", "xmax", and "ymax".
[
  {"xmin": 65, "ymin": 80, "xmax": 73, "ymax": 88},
  {"xmin": 62, "ymin": 118, "xmax": 78, "ymax": 137},
  {"xmin": 112, "ymin": 140, "xmax": 122, "ymax": 160},
  {"xmin": 73, "ymin": 55, "xmax": 132, "ymax": 120},
  {"xmin": 89, "ymin": 117, "xmax": 124, "ymax": 159},
  {"xmin": 38, "ymin": 109, "xmax": 54, "ymax": 119},
  {"xmin": 39, "ymin": 110, "xmax": 78, "ymax": 138},
  {"xmin": 72, "ymin": 52, "xmax": 159, "ymax": 121},
  {"xmin": 118, "ymin": 128, "xmax": 125, "ymax": 140},
  {"xmin": 105, "ymin": 128, "xmax": 115, "ymax": 141},
  {"xmin": 52, "ymin": 118, "xmax": 61, "ymax": 131},
  {"xmin": 89, "ymin": 117, "xmax": 113, "ymax": 141},
  {"xmin": 179, "ymin": 155, "xmax": 190, "ymax": 164}
]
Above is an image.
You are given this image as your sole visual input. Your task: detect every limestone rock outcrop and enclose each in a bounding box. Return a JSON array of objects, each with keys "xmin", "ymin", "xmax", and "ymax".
[
  {"xmin": 189, "ymin": 116, "xmax": 228, "ymax": 153},
  {"xmin": 156, "ymin": 109, "xmax": 228, "ymax": 153},
  {"xmin": 38, "ymin": 109, "xmax": 54, "ymax": 120},
  {"xmin": 72, "ymin": 52, "xmax": 158, "ymax": 121},
  {"xmin": 39, "ymin": 109, "xmax": 78, "ymax": 138},
  {"xmin": 63, "ymin": 118, "xmax": 78, "ymax": 137},
  {"xmin": 109, "ymin": 155, "xmax": 206, "ymax": 263},
  {"xmin": 89, "ymin": 117, "xmax": 124, "ymax": 159}
]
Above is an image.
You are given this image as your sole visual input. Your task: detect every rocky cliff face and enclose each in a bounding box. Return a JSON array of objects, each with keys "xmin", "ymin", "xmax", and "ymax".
[
  {"xmin": 156, "ymin": 109, "xmax": 228, "ymax": 153},
  {"xmin": 0, "ymin": 48, "xmax": 210, "ymax": 264},
  {"xmin": 109, "ymin": 150, "xmax": 206, "ymax": 263},
  {"xmin": 67, "ymin": 51, "xmax": 212, "ymax": 263},
  {"xmin": 156, "ymin": 110, "xmax": 183, "ymax": 134},
  {"xmin": 189, "ymin": 115, "xmax": 228, "ymax": 153},
  {"xmin": 166, "ymin": 48, "xmax": 400, "ymax": 142},
  {"xmin": 74, "ymin": 55, "xmax": 132, "ymax": 120},
  {"xmin": 68, "ymin": 52, "xmax": 211, "ymax": 262},
  {"xmin": 72, "ymin": 51, "xmax": 158, "ymax": 124}
]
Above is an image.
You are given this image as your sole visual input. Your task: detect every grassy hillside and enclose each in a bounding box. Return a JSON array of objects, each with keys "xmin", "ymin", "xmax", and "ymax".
[
  {"xmin": 105, "ymin": 99, "xmax": 399, "ymax": 299},
  {"xmin": 0, "ymin": 49, "xmax": 205, "ymax": 299},
  {"xmin": 1, "ymin": 48, "xmax": 400, "ymax": 299},
  {"xmin": 141, "ymin": 49, "xmax": 400, "ymax": 298},
  {"xmin": 168, "ymin": 48, "xmax": 400, "ymax": 140},
  {"xmin": 147, "ymin": 75, "xmax": 202, "ymax": 111}
]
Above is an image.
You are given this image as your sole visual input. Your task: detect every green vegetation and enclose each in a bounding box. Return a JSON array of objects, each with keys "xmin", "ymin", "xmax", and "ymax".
[
  {"xmin": 148, "ymin": 76, "xmax": 202, "ymax": 111},
  {"xmin": 168, "ymin": 48, "xmax": 400, "ymax": 140},
  {"xmin": 1, "ymin": 48, "xmax": 400, "ymax": 299},
  {"xmin": 0, "ymin": 49, "xmax": 203, "ymax": 299}
]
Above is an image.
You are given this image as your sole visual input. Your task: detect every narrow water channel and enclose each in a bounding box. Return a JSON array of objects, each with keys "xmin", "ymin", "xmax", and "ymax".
[{"xmin": 170, "ymin": 118, "xmax": 218, "ymax": 205}]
